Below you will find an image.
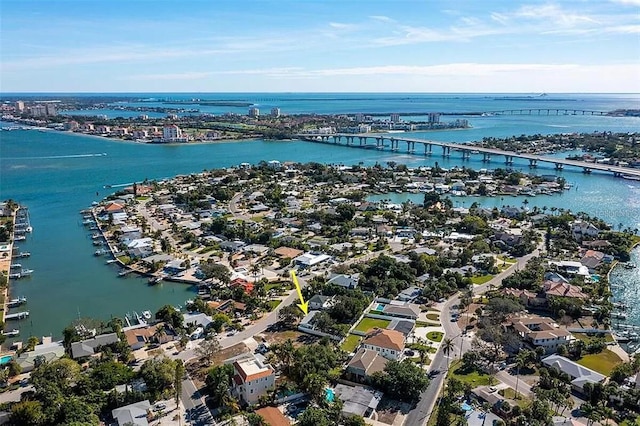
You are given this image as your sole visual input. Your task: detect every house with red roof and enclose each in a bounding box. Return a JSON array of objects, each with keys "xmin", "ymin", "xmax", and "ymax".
[{"xmin": 231, "ymin": 355, "xmax": 275, "ymax": 405}]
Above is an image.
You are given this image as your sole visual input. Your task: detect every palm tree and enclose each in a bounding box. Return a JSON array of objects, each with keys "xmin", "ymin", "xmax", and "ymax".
[
  {"xmin": 250, "ymin": 262, "xmax": 261, "ymax": 283},
  {"xmin": 442, "ymin": 338, "xmax": 455, "ymax": 371}
]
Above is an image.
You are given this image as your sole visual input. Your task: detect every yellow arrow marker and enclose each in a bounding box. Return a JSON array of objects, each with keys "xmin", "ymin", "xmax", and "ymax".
[{"xmin": 289, "ymin": 270, "xmax": 308, "ymax": 315}]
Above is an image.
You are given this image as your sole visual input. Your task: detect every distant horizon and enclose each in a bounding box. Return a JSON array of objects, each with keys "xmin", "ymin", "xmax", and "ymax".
[{"xmin": 2, "ymin": 91, "xmax": 639, "ymax": 95}]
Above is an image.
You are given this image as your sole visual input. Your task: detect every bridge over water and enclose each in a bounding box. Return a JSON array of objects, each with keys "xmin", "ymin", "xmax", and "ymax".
[{"xmin": 296, "ymin": 133, "xmax": 640, "ymax": 178}]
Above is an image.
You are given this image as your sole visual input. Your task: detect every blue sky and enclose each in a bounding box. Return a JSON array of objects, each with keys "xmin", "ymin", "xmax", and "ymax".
[{"xmin": 1, "ymin": 0, "xmax": 639, "ymax": 92}]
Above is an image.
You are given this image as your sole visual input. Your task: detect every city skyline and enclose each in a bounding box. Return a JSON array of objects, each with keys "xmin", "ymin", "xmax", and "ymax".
[{"xmin": 1, "ymin": 0, "xmax": 639, "ymax": 93}]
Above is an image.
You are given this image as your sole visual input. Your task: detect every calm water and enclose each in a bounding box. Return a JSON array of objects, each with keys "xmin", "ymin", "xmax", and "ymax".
[{"xmin": 1, "ymin": 93, "xmax": 639, "ymax": 340}]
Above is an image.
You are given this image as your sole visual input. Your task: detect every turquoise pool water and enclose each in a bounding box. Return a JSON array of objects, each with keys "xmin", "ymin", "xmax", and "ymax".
[
  {"xmin": 591, "ymin": 275, "xmax": 601, "ymax": 282},
  {"xmin": 0, "ymin": 355, "xmax": 13, "ymax": 365},
  {"xmin": 375, "ymin": 304, "xmax": 385, "ymax": 311},
  {"xmin": 461, "ymin": 402, "xmax": 473, "ymax": 411},
  {"xmin": 325, "ymin": 388, "xmax": 335, "ymax": 402}
]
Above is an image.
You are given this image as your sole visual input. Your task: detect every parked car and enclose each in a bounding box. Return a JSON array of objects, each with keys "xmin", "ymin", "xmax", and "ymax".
[{"xmin": 154, "ymin": 403, "xmax": 167, "ymax": 411}]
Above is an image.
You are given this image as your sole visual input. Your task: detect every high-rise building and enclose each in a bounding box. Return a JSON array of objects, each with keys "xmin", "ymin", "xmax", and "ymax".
[
  {"xmin": 163, "ymin": 125, "xmax": 183, "ymax": 141},
  {"xmin": 29, "ymin": 105, "xmax": 47, "ymax": 117},
  {"xmin": 248, "ymin": 107, "xmax": 260, "ymax": 118},
  {"xmin": 355, "ymin": 113, "xmax": 364, "ymax": 123},
  {"xmin": 390, "ymin": 113, "xmax": 400, "ymax": 123},
  {"xmin": 270, "ymin": 107, "xmax": 280, "ymax": 118},
  {"xmin": 428, "ymin": 113, "xmax": 440, "ymax": 124},
  {"xmin": 45, "ymin": 103, "xmax": 57, "ymax": 116},
  {"xmin": 14, "ymin": 101, "xmax": 25, "ymax": 112}
]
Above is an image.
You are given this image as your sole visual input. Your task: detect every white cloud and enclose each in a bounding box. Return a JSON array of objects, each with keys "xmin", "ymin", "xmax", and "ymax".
[
  {"xmin": 369, "ymin": 15, "xmax": 395, "ymax": 23},
  {"xmin": 609, "ymin": 0, "xmax": 640, "ymax": 5}
]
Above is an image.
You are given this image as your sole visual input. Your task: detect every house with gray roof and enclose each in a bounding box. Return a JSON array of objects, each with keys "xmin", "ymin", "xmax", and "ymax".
[
  {"xmin": 327, "ymin": 273, "xmax": 360, "ymax": 289},
  {"xmin": 71, "ymin": 332, "xmax": 120, "ymax": 359},
  {"xmin": 346, "ymin": 348, "xmax": 388, "ymax": 383},
  {"xmin": 334, "ymin": 383, "xmax": 382, "ymax": 419},
  {"xmin": 542, "ymin": 354, "xmax": 606, "ymax": 392},
  {"xmin": 308, "ymin": 295, "xmax": 334, "ymax": 310},
  {"xmin": 382, "ymin": 302, "xmax": 421, "ymax": 320},
  {"xmin": 16, "ymin": 337, "xmax": 65, "ymax": 373},
  {"xmin": 112, "ymin": 400, "xmax": 151, "ymax": 426}
]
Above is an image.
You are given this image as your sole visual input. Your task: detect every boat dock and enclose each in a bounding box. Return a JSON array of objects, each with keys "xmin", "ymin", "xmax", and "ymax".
[{"xmin": 5, "ymin": 311, "xmax": 29, "ymax": 320}]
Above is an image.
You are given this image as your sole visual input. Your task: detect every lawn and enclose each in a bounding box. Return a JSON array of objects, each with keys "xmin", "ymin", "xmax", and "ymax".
[
  {"xmin": 266, "ymin": 300, "xmax": 281, "ymax": 311},
  {"xmin": 416, "ymin": 320, "xmax": 440, "ymax": 327},
  {"xmin": 573, "ymin": 332, "xmax": 614, "ymax": 343},
  {"xmin": 341, "ymin": 334, "xmax": 362, "ymax": 353},
  {"xmin": 471, "ymin": 274, "xmax": 494, "ymax": 285},
  {"xmin": 426, "ymin": 331, "xmax": 444, "ymax": 342},
  {"xmin": 577, "ymin": 349, "xmax": 623, "ymax": 376},
  {"xmin": 353, "ymin": 317, "xmax": 391, "ymax": 333},
  {"xmin": 498, "ymin": 388, "xmax": 529, "ymax": 408},
  {"xmin": 449, "ymin": 361, "xmax": 493, "ymax": 387},
  {"xmin": 426, "ymin": 313, "xmax": 440, "ymax": 322}
]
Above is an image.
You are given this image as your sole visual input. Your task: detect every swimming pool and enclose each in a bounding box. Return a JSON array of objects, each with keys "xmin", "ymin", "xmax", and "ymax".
[
  {"xmin": 325, "ymin": 388, "xmax": 335, "ymax": 402},
  {"xmin": 0, "ymin": 355, "xmax": 13, "ymax": 365},
  {"xmin": 375, "ymin": 304, "xmax": 385, "ymax": 311},
  {"xmin": 591, "ymin": 274, "xmax": 600, "ymax": 282},
  {"xmin": 461, "ymin": 402, "xmax": 473, "ymax": 411}
]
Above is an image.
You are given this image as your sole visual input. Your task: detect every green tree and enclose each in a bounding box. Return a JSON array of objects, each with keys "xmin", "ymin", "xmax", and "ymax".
[
  {"xmin": 302, "ymin": 373, "xmax": 328, "ymax": 405},
  {"xmin": 175, "ymin": 359, "xmax": 185, "ymax": 407},
  {"xmin": 278, "ymin": 304, "xmax": 304, "ymax": 328},
  {"xmin": 205, "ymin": 364, "xmax": 235, "ymax": 408},
  {"xmin": 297, "ymin": 407, "xmax": 332, "ymax": 426},
  {"xmin": 139, "ymin": 357, "xmax": 177, "ymax": 399},
  {"xmin": 10, "ymin": 400, "xmax": 45, "ymax": 425},
  {"xmin": 371, "ymin": 360, "xmax": 429, "ymax": 402},
  {"xmin": 155, "ymin": 305, "xmax": 184, "ymax": 330},
  {"xmin": 245, "ymin": 413, "xmax": 267, "ymax": 426}
]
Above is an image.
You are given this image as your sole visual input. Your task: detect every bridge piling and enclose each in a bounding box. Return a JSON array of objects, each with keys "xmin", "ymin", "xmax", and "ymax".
[{"xmin": 529, "ymin": 159, "xmax": 537, "ymax": 168}]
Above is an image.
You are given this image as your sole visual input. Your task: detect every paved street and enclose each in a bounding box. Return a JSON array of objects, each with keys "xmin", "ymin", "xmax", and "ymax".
[{"xmin": 404, "ymin": 241, "xmax": 544, "ymax": 425}]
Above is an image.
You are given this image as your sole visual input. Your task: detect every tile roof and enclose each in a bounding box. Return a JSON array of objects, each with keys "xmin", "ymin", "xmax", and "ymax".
[
  {"xmin": 347, "ymin": 348, "xmax": 388, "ymax": 376},
  {"xmin": 255, "ymin": 407, "xmax": 291, "ymax": 426},
  {"xmin": 363, "ymin": 328, "xmax": 405, "ymax": 351}
]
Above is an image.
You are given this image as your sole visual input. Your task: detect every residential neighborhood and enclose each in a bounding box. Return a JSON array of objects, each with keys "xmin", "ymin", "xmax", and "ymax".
[{"xmin": 0, "ymin": 160, "xmax": 639, "ymax": 426}]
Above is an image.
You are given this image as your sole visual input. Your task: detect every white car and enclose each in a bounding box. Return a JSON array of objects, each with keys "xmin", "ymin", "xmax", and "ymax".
[{"xmin": 154, "ymin": 403, "xmax": 167, "ymax": 411}]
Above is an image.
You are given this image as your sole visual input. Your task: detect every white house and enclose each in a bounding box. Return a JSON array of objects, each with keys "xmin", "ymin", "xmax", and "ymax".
[
  {"xmin": 361, "ymin": 328, "xmax": 405, "ymax": 361},
  {"xmin": 504, "ymin": 315, "xmax": 572, "ymax": 354},
  {"xmin": 293, "ymin": 252, "xmax": 331, "ymax": 267},
  {"xmin": 231, "ymin": 355, "xmax": 275, "ymax": 405},
  {"xmin": 570, "ymin": 220, "xmax": 600, "ymax": 240},
  {"xmin": 308, "ymin": 295, "xmax": 335, "ymax": 310},
  {"xmin": 127, "ymin": 238, "xmax": 154, "ymax": 258},
  {"xmin": 542, "ymin": 355, "xmax": 605, "ymax": 393}
]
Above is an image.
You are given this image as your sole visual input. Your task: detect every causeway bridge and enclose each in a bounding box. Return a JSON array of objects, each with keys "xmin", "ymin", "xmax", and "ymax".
[{"xmin": 296, "ymin": 133, "xmax": 640, "ymax": 178}]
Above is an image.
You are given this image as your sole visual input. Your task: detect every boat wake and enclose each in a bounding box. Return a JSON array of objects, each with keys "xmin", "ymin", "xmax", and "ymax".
[
  {"xmin": 5, "ymin": 153, "xmax": 108, "ymax": 160},
  {"xmin": 105, "ymin": 182, "xmax": 134, "ymax": 188}
]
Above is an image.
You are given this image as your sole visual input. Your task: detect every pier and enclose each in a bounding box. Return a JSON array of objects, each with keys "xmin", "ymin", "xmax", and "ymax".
[
  {"xmin": 5, "ymin": 311, "xmax": 29, "ymax": 320},
  {"xmin": 297, "ymin": 133, "xmax": 640, "ymax": 178}
]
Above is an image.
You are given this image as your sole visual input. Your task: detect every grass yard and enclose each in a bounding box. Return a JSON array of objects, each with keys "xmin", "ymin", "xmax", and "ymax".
[
  {"xmin": 577, "ymin": 349, "xmax": 623, "ymax": 376},
  {"xmin": 426, "ymin": 313, "xmax": 440, "ymax": 322},
  {"xmin": 498, "ymin": 388, "xmax": 530, "ymax": 407},
  {"xmin": 573, "ymin": 332, "xmax": 614, "ymax": 343},
  {"xmin": 471, "ymin": 274, "xmax": 494, "ymax": 285},
  {"xmin": 426, "ymin": 331, "xmax": 444, "ymax": 342},
  {"xmin": 449, "ymin": 361, "xmax": 493, "ymax": 387},
  {"xmin": 266, "ymin": 300, "xmax": 281, "ymax": 311},
  {"xmin": 353, "ymin": 317, "xmax": 391, "ymax": 333},
  {"xmin": 416, "ymin": 320, "xmax": 440, "ymax": 327},
  {"xmin": 341, "ymin": 334, "xmax": 362, "ymax": 353}
]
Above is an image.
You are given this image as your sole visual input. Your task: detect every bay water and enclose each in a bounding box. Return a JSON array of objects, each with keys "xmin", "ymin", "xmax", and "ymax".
[{"xmin": 1, "ymin": 93, "xmax": 639, "ymax": 340}]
